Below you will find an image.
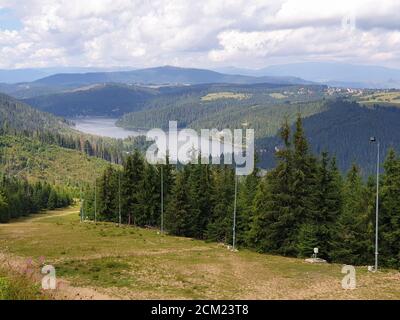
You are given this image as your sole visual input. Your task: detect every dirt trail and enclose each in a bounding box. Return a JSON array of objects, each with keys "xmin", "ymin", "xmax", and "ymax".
[{"xmin": 0, "ymin": 208, "xmax": 115, "ymax": 300}]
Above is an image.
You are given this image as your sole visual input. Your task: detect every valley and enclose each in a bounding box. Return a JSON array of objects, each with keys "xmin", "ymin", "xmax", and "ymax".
[
  {"xmin": 71, "ymin": 117, "xmax": 145, "ymax": 139},
  {"xmin": 1, "ymin": 0, "xmax": 400, "ymax": 306},
  {"xmin": 1, "ymin": 65, "xmax": 400, "ymax": 302}
]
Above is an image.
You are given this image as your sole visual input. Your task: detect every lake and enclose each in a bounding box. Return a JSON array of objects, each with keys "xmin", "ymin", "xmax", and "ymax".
[
  {"xmin": 70, "ymin": 117, "xmax": 252, "ymax": 172},
  {"xmin": 70, "ymin": 117, "xmax": 146, "ymax": 139}
]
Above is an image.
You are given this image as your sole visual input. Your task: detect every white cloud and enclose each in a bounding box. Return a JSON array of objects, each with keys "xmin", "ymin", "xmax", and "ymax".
[{"xmin": 0, "ymin": 0, "xmax": 399, "ymax": 69}]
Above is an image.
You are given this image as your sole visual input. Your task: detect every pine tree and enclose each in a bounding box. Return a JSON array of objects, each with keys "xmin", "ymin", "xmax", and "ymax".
[
  {"xmin": 297, "ymin": 224, "xmax": 319, "ymax": 257},
  {"xmin": 186, "ymin": 159, "xmax": 214, "ymax": 239},
  {"xmin": 247, "ymin": 172, "xmax": 276, "ymax": 252},
  {"xmin": 249, "ymin": 119, "xmax": 296, "ymax": 254},
  {"xmin": 98, "ymin": 165, "xmax": 118, "ymax": 222},
  {"xmin": 237, "ymin": 161, "xmax": 260, "ymax": 247},
  {"xmin": 298, "ymin": 152, "xmax": 342, "ymax": 259},
  {"xmin": 122, "ymin": 150, "xmax": 144, "ymax": 225},
  {"xmin": 292, "ymin": 115, "xmax": 319, "ymax": 257},
  {"xmin": 331, "ymin": 164, "xmax": 372, "ymax": 264},
  {"xmin": 0, "ymin": 189, "xmax": 8, "ymax": 223},
  {"xmin": 47, "ymin": 189, "xmax": 58, "ymax": 210},
  {"xmin": 380, "ymin": 149, "xmax": 400, "ymax": 268},
  {"xmin": 165, "ymin": 169, "xmax": 192, "ymax": 236},
  {"xmin": 206, "ymin": 164, "xmax": 234, "ymax": 243},
  {"xmin": 138, "ymin": 163, "xmax": 160, "ymax": 226}
]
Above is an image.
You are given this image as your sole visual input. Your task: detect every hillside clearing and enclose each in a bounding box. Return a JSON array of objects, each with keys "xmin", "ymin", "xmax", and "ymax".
[
  {"xmin": 0, "ymin": 135, "xmax": 114, "ymax": 187},
  {"xmin": 359, "ymin": 91, "xmax": 400, "ymax": 105},
  {"xmin": 201, "ymin": 92, "xmax": 250, "ymax": 101},
  {"xmin": 0, "ymin": 206, "xmax": 399, "ymax": 300}
]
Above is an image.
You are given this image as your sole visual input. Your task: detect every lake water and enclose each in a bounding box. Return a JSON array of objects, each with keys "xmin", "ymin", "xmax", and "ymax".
[
  {"xmin": 70, "ymin": 117, "xmax": 145, "ymax": 139},
  {"xmin": 71, "ymin": 117, "xmax": 253, "ymax": 173}
]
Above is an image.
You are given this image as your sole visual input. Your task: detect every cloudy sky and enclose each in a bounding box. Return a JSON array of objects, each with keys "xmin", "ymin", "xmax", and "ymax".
[{"xmin": 0, "ymin": 0, "xmax": 399, "ymax": 69}]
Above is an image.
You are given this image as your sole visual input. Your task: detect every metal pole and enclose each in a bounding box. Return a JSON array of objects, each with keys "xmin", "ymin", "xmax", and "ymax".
[
  {"xmin": 375, "ymin": 142, "xmax": 380, "ymax": 271},
  {"xmin": 94, "ymin": 177, "xmax": 97, "ymax": 223},
  {"xmin": 80, "ymin": 184, "xmax": 83, "ymax": 222},
  {"xmin": 232, "ymin": 173, "xmax": 238, "ymax": 250},
  {"xmin": 161, "ymin": 165, "xmax": 164, "ymax": 234},
  {"xmin": 119, "ymin": 170, "xmax": 121, "ymax": 227}
]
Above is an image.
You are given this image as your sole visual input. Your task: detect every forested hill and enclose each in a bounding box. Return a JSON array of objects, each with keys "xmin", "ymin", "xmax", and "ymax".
[
  {"xmin": 22, "ymin": 82, "xmax": 326, "ymax": 118},
  {"xmin": 116, "ymin": 84, "xmax": 328, "ymax": 132},
  {"xmin": 23, "ymin": 84, "xmax": 159, "ymax": 117},
  {"xmin": 0, "ymin": 92, "xmax": 150, "ymax": 166},
  {"xmin": 0, "ymin": 93, "xmax": 74, "ymax": 134},
  {"xmin": 32, "ymin": 66, "xmax": 312, "ymax": 87},
  {"xmin": 257, "ymin": 99, "xmax": 400, "ymax": 175}
]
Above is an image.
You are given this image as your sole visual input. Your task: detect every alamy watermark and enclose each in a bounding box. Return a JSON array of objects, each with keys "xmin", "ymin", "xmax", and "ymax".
[
  {"xmin": 145, "ymin": 121, "xmax": 255, "ymax": 175},
  {"xmin": 341, "ymin": 265, "xmax": 356, "ymax": 289},
  {"xmin": 41, "ymin": 264, "xmax": 57, "ymax": 290}
]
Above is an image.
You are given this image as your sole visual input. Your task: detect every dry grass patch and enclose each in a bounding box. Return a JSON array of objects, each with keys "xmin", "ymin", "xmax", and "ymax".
[{"xmin": 1, "ymin": 206, "xmax": 400, "ymax": 300}]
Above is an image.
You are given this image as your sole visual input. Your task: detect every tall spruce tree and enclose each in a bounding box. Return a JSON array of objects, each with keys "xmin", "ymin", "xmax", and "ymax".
[
  {"xmin": 137, "ymin": 163, "xmax": 160, "ymax": 226},
  {"xmin": 98, "ymin": 165, "xmax": 118, "ymax": 222},
  {"xmin": 165, "ymin": 168, "xmax": 192, "ymax": 236},
  {"xmin": 206, "ymin": 164, "xmax": 234, "ymax": 243},
  {"xmin": 249, "ymin": 119, "xmax": 296, "ymax": 254},
  {"xmin": 380, "ymin": 149, "xmax": 400, "ymax": 268},
  {"xmin": 292, "ymin": 115, "xmax": 319, "ymax": 257},
  {"xmin": 122, "ymin": 150, "xmax": 144, "ymax": 225},
  {"xmin": 298, "ymin": 152, "xmax": 342, "ymax": 259},
  {"xmin": 237, "ymin": 163, "xmax": 260, "ymax": 247},
  {"xmin": 331, "ymin": 164, "xmax": 372, "ymax": 264}
]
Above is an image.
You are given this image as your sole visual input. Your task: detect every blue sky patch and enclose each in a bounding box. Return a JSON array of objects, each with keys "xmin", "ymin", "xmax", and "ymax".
[{"xmin": 0, "ymin": 8, "xmax": 23, "ymax": 31}]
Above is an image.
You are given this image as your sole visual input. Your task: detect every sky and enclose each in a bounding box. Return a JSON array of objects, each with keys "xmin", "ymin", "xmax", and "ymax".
[{"xmin": 0, "ymin": 0, "xmax": 399, "ymax": 69}]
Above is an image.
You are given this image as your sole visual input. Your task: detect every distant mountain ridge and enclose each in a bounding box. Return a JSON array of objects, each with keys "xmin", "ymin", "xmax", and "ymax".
[
  {"xmin": 32, "ymin": 66, "xmax": 313, "ymax": 87},
  {"xmin": 2, "ymin": 63, "xmax": 400, "ymax": 89},
  {"xmin": 216, "ymin": 62, "xmax": 400, "ymax": 89},
  {"xmin": 0, "ymin": 66, "xmax": 136, "ymax": 83}
]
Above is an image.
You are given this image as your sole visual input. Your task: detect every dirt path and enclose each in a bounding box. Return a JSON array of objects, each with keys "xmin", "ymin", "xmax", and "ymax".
[
  {"xmin": 2, "ymin": 206, "xmax": 400, "ymax": 300},
  {"xmin": 0, "ymin": 208, "xmax": 115, "ymax": 300}
]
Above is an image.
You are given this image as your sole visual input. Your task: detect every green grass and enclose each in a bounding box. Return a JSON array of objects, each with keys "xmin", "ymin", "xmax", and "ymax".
[
  {"xmin": 201, "ymin": 92, "xmax": 250, "ymax": 101},
  {"xmin": 1, "ymin": 206, "xmax": 400, "ymax": 299},
  {"xmin": 269, "ymin": 92, "xmax": 287, "ymax": 99},
  {"xmin": 0, "ymin": 268, "xmax": 47, "ymax": 300},
  {"xmin": 0, "ymin": 135, "xmax": 116, "ymax": 188},
  {"xmin": 358, "ymin": 91, "xmax": 400, "ymax": 106}
]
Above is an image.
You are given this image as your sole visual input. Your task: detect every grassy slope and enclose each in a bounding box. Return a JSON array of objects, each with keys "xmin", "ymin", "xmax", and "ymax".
[
  {"xmin": 0, "ymin": 135, "xmax": 115, "ymax": 187},
  {"xmin": 0, "ymin": 268, "xmax": 47, "ymax": 300},
  {"xmin": 0, "ymin": 206, "xmax": 399, "ymax": 300},
  {"xmin": 358, "ymin": 90, "xmax": 400, "ymax": 105}
]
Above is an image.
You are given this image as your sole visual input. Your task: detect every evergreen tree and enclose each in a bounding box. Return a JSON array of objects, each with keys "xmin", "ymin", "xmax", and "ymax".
[
  {"xmin": 0, "ymin": 189, "xmax": 8, "ymax": 223},
  {"xmin": 165, "ymin": 169, "xmax": 192, "ymax": 236},
  {"xmin": 237, "ymin": 161, "xmax": 260, "ymax": 247},
  {"xmin": 47, "ymin": 189, "xmax": 58, "ymax": 210},
  {"xmin": 380, "ymin": 149, "xmax": 400, "ymax": 268},
  {"xmin": 249, "ymin": 119, "xmax": 296, "ymax": 254},
  {"xmin": 138, "ymin": 163, "xmax": 160, "ymax": 226},
  {"xmin": 206, "ymin": 164, "xmax": 234, "ymax": 243},
  {"xmin": 98, "ymin": 165, "xmax": 118, "ymax": 222},
  {"xmin": 297, "ymin": 153, "xmax": 342, "ymax": 258},
  {"xmin": 122, "ymin": 150, "xmax": 144, "ymax": 225},
  {"xmin": 331, "ymin": 164, "xmax": 372, "ymax": 264},
  {"xmin": 187, "ymin": 160, "xmax": 214, "ymax": 239},
  {"xmin": 292, "ymin": 116, "xmax": 319, "ymax": 257}
]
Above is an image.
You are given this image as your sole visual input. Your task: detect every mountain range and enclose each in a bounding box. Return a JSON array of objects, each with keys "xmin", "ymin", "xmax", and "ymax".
[
  {"xmin": 2, "ymin": 63, "xmax": 400, "ymax": 90},
  {"xmin": 216, "ymin": 62, "xmax": 400, "ymax": 89},
  {"xmin": 31, "ymin": 66, "xmax": 312, "ymax": 87}
]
